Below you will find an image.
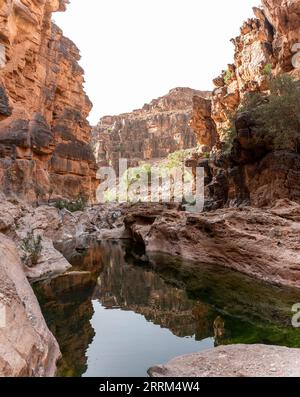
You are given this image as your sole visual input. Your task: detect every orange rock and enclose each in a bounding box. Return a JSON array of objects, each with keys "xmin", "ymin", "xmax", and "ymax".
[{"xmin": 0, "ymin": 0, "xmax": 97, "ymax": 202}]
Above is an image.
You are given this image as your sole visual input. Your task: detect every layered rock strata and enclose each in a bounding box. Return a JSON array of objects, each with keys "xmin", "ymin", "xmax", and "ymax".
[{"xmin": 0, "ymin": 0, "xmax": 97, "ymax": 202}]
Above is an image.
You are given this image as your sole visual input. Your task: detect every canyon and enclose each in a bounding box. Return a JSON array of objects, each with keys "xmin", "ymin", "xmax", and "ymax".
[{"xmin": 0, "ymin": 0, "xmax": 300, "ymax": 379}]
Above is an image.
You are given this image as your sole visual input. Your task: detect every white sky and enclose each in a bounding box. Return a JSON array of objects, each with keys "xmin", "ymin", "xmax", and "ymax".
[{"xmin": 54, "ymin": 0, "xmax": 259, "ymax": 125}]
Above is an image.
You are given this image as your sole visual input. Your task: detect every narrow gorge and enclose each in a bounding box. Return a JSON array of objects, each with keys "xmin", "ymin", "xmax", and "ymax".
[{"xmin": 0, "ymin": 0, "xmax": 300, "ymax": 379}]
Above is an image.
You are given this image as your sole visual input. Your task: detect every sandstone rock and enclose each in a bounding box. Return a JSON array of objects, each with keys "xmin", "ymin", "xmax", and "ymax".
[
  {"xmin": 0, "ymin": 200, "xmax": 23, "ymax": 235},
  {"xmin": 24, "ymin": 238, "xmax": 71, "ymax": 283},
  {"xmin": 148, "ymin": 344, "xmax": 300, "ymax": 377},
  {"xmin": 262, "ymin": 0, "xmax": 300, "ymax": 73},
  {"xmin": 189, "ymin": 95, "xmax": 217, "ymax": 150},
  {"xmin": 0, "ymin": 0, "xmax": 97, "ymax": 202},
  {"xmin": 17, "ymin": 206, "xmax": 63, "ymax": 241},
  {"xmin": 0, "ymin": 234, "xmax": 60, "ymax": 376},
  {"xmin": 125, "ymin": 201, "xmax": 300, "ymax": 288},
  {"xmin": 93, "ymin": 88, "xmax": 211, "ymax": 174}
]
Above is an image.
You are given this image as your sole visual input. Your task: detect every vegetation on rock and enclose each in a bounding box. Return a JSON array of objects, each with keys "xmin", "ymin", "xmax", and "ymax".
[
  {"xmin": 55, "ymin": 195, "xmax": 87, "ymax": 212},
  {"xmin": 240, "ymin": 75, "xmax": 300, "ymax": 151},
  {"xmin": 21, "ymin": 231, "xmax": 42, "ymax": 267}
]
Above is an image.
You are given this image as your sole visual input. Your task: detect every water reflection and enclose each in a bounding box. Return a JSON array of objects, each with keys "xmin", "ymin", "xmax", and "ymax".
[{"xmin": 35, "ymin": 239, "xmax": 300, "ymax": 377}]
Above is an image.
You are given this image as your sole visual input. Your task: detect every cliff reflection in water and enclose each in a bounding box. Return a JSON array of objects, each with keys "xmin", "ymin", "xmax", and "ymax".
[
  {"xmin": 36, "ymin": 239, "xmax": 300, "ymax": 377},
  {"xmin": 94, "ymin": 242, "xmax": 214, "ymax": 341}
]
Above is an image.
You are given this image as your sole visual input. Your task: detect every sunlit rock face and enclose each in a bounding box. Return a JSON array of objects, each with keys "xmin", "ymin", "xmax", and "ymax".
[
  {"xmin": 92, "ymin": 88, "xmax": 211, "ymax": 174},
  {"xmin": 262, "ymin": 0, "xmax": 300, "ymax": 72},
  {"xmin": 0, "ymin": 0, "xmax": 97, "ymax": 201}
]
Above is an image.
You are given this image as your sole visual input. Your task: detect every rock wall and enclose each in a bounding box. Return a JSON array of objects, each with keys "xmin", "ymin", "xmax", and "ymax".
[
  {"xmin": 0, "ymin": 0, "xmax": 97, "ymax": 202},
  {"xmin": 190, "ymin": 1, "xmax": 300, "ymax": 209},
  {"xmin": 93, "ymin": 88, "xmax": 211, "ymax": 174}
]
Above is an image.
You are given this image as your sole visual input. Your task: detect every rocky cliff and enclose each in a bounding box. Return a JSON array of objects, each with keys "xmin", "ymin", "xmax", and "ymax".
[
  {"xmin": 190, "ymin": 0, "xmax": 300, "ymax": 209},
  {"xmin": 93, "ymin": 88, "xmax": 211, "ymax": 174},
  {"xmin": 0, "ymin": 0, "xmax": 97, "ymax": 202}
]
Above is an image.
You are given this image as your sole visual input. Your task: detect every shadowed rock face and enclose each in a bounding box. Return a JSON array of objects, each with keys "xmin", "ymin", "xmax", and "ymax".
[
  {"xmin": 0, "ymin": 0, "xmax": 97, "ymax": 202},
  {"xmin": 92, "ymin": 88, "xmax": 211, "ymax": 174}
]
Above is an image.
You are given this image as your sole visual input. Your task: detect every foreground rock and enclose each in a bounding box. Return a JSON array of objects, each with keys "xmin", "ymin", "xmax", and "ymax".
[
  {"xmin": 148, "ymin": 344, "xmax": 300, "ymax": 377},
  {"xmin": 0, "ymin": 234, "xmax": 60, "ymax": 376},
  {"xmin": 125, "ymin": 200, "xmax": 300, "ymax": 289}
]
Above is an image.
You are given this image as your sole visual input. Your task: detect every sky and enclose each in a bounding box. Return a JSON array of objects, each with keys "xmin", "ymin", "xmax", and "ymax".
[{"xmin": 54, "ymin": 0, "xmax": 259, "ymax": 125}]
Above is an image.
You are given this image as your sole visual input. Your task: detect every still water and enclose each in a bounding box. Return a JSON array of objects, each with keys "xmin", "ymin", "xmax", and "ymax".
[{"xmin": 35, "ymin": 239, "xmax": 300, "ymax": 377}]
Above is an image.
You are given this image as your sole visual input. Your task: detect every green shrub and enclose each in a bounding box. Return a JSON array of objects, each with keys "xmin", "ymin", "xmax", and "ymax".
[
  {"xmin": 21, "ymin": 231, "xmax": 42, "ymax": 267},
  {"xmin": 224, "ymin": 69, "xmax": 234, "ymax": 85},
  {"xmin": 55, "ymin": 194, "xmax": 87, "ymax": 212},
  {"xmin": 239, "ymin": 75, "xmax": 300, "ymax": 151},
  {"xmin": 262, "ymin": 63, "xmax": 273, "ymax": 76},
  {"xmin": 222, "ymin": 125, "xmax": 237, "ymax": 154}
]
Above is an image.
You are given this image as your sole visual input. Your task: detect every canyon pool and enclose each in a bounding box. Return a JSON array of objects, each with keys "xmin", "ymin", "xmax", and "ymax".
[{"xmin": 35, "ymin": 238, "xmax": 300, "ymax": 377}]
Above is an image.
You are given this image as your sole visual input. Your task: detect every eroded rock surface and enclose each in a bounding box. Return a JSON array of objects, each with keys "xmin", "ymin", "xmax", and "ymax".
[
  {"xmin": 148, "ymin": 344, "xmax": 300, "ymax": 377},
  {"xmin": 0, "ymin": 0, "xmax": 97, "ymax": 201}
]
